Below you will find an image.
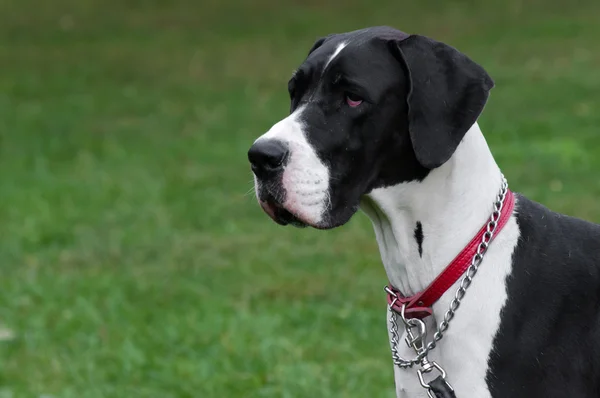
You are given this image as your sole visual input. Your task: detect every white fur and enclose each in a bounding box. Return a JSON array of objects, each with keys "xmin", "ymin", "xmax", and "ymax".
[
  {"xmin": 324, "ymin": 42, "xmax": 347, "ymax": 70},
  {"xmin": 360, "ymin": 123, "xmax": 520, "ymax": 397},
  {"xmin": 253, "ymin": 107, "xmax": 330, "ymax": 225}
]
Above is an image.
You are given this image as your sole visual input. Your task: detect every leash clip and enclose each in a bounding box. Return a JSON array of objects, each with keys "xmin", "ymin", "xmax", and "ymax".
[
  {"xmin": 418, "ymin": 360, "xmax": 454, "ymax": 398},
  {"xmin": 399, "ymin": 303, "xmax": 454, "ymax": 398},
  {"xmin": 403, "ymin": 317, "xmax": 426, "ymax": 353}
]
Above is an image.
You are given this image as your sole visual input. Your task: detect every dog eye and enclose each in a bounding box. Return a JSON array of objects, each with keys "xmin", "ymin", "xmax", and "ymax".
[{"xmin": 345, "ymin": 93, "xmax": 363, "ymax": 107}]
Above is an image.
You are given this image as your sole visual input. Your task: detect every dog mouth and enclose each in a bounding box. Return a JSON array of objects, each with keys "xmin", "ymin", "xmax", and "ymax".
[{"xmin": 259, "ymin": 197, "xmax": 307, "ymax": 228}]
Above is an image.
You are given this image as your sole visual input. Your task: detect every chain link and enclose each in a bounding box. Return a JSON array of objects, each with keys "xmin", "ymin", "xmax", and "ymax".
[{"xmin": 389, "ymin": 175, "xmax": 510, "ymax": 368}]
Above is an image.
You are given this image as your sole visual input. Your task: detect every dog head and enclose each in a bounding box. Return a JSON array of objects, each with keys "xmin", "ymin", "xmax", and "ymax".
[{"xmin": 248, "ymin": 26, "xmax": 493, "ymax": 229}]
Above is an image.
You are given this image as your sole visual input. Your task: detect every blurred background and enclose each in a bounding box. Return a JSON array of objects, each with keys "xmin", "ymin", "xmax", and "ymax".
[{"xmin": 1, "ymin": 0, "xmax": 599, "ymax": 396}]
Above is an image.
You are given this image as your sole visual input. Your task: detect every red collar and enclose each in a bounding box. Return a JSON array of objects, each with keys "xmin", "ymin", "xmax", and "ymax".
[{"xmin": 386, "ymin": 189, "xmax": 516, "ymax": 320}]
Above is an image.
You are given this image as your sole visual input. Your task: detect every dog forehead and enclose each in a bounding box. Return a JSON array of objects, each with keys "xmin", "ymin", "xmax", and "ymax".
[
  {"xmin": 302, "ymin": 33, "xmax": 396, "ymax": 77},
  {"xmin": 310, "ymin": 32, "xmax": 380, "ymax": 61},
  {"xmin": 306, "ymin": 36, "xmax": 349, "ymax": 65},
  {"xmin": 325, "ymin": 26, "xmax": 408, "ymax": 50}
]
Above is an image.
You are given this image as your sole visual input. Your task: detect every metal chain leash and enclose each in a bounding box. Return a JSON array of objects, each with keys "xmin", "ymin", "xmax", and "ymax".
[{"xmin": 388, "ymin": 175, "xmax": 510, "ymax": 369}]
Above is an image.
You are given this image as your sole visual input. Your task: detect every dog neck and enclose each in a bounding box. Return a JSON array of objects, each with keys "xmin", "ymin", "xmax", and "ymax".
[{"xmin": 360, "ymin": 123, "xmax": 502, "ymax": 296}]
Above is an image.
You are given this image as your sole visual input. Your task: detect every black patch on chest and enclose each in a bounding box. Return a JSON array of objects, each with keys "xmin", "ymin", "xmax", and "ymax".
[
  {"xmin": 486, "ymin": 194, "xmax": 600, "ymax": 397},
  {"xmin": 414, "ymin": 221, "xmax": 424, "ymax": 257}
]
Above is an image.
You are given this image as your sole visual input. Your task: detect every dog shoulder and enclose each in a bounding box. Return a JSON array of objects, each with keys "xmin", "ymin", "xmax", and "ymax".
[
  {"xmin": 486, "ymin": 193, "xmax": 600, "ymax": 397},
  {"xmin": 514, "ymin": 193, "xmax": 600, "ymax": 260}
]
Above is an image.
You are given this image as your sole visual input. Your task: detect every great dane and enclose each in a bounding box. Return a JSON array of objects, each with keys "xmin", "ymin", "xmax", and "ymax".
[{"xmin": 247, "ymin": 26, "xmax": 600, "ymax": 397}]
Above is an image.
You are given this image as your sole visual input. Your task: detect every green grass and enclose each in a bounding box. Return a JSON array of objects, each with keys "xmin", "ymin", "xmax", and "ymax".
[{"xmin": 1, "ymin": 0, "xmax": 600, "ymax": 396}]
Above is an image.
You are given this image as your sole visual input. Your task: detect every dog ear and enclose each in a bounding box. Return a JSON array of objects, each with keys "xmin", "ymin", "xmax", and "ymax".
[
  {"xmin": 391, "ymin": 35, "xmax": 494, "ymax": 169},
  {"xmin": 308, "ymin": 37, "xmax": 327, "ymax": 55},
  {"xmin": 307, "ymin": 34, "xmax": 336, "ymax": 56}
]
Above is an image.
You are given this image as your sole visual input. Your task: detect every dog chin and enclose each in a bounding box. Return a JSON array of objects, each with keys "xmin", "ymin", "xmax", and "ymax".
[{"xmin": 258, "ymin": 200, "xmax": 358, "ymax": 230}]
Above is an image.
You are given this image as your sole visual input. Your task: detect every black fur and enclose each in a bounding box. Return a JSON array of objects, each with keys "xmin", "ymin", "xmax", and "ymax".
[
  {"xmin": 487, "ymin": 195, "xmax": 600, "ymax": 397},
  {"xmin": 414, "ymin": 221, "xmax": 424, "ymax": 257},
  {"xmin": 391, "ymin": 35, "xmax": 494, "ymax": 169}
]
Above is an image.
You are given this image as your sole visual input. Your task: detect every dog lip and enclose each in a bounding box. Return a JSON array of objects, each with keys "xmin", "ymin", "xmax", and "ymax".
[
  {"xmin": 259, "ymin": 199, "xmax": 307, "ymax": 228},
  {"xmin": 259, "ymin": 200, "xmax": 286, "ymax": 224},
  {"xmin": 259, "ymin": 200, "xmax": 277, "ymax": 219}
]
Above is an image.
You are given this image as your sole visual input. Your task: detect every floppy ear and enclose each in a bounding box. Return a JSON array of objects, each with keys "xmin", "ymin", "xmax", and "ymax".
[
  {"xmin": 391, "ymin": 35, "xmax": 494, "ymax": 169},
  {"xmin": 308, "ymin": 37, "xmax": 327, "ymax": 55},
  {"xmin": 307, "ymin": 34, "xmax": 337, "ymax": 56}
]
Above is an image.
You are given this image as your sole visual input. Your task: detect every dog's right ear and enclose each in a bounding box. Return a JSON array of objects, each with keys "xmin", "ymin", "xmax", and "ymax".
[
  {"xmin": 308, "ymin": 37, "xmax": 326, "ymax": 55},
  {"xmin": 307, "ymin": 34, "xmax": 336, "ymax": 56}
]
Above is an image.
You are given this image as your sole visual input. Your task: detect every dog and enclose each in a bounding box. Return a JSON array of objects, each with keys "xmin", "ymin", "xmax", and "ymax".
[{"xmin": 247, "ymin": 26, "xmax": 600, "ymax": 397}]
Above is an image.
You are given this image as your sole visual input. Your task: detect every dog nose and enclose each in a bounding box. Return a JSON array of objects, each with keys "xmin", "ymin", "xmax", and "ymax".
[{"xmin": 248, "ymin": 139, "xmax": 289, "ymax": 179}]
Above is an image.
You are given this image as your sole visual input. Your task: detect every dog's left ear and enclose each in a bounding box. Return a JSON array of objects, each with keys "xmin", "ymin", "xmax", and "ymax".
[{"xmin": 391, "ymin": 35, "xmax": 494, "ymax": 169}]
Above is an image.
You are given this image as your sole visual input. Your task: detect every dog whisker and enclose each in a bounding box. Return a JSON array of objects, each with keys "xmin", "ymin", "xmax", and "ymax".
[{"xmin": 243, "ymin": 185, "xmax": 256, "ymax": 197}]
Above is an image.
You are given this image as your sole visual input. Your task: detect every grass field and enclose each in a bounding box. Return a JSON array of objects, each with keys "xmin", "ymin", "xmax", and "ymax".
[{"xmin": 1, "ymin": 0, "xmax": 599, "ymax": 397}]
